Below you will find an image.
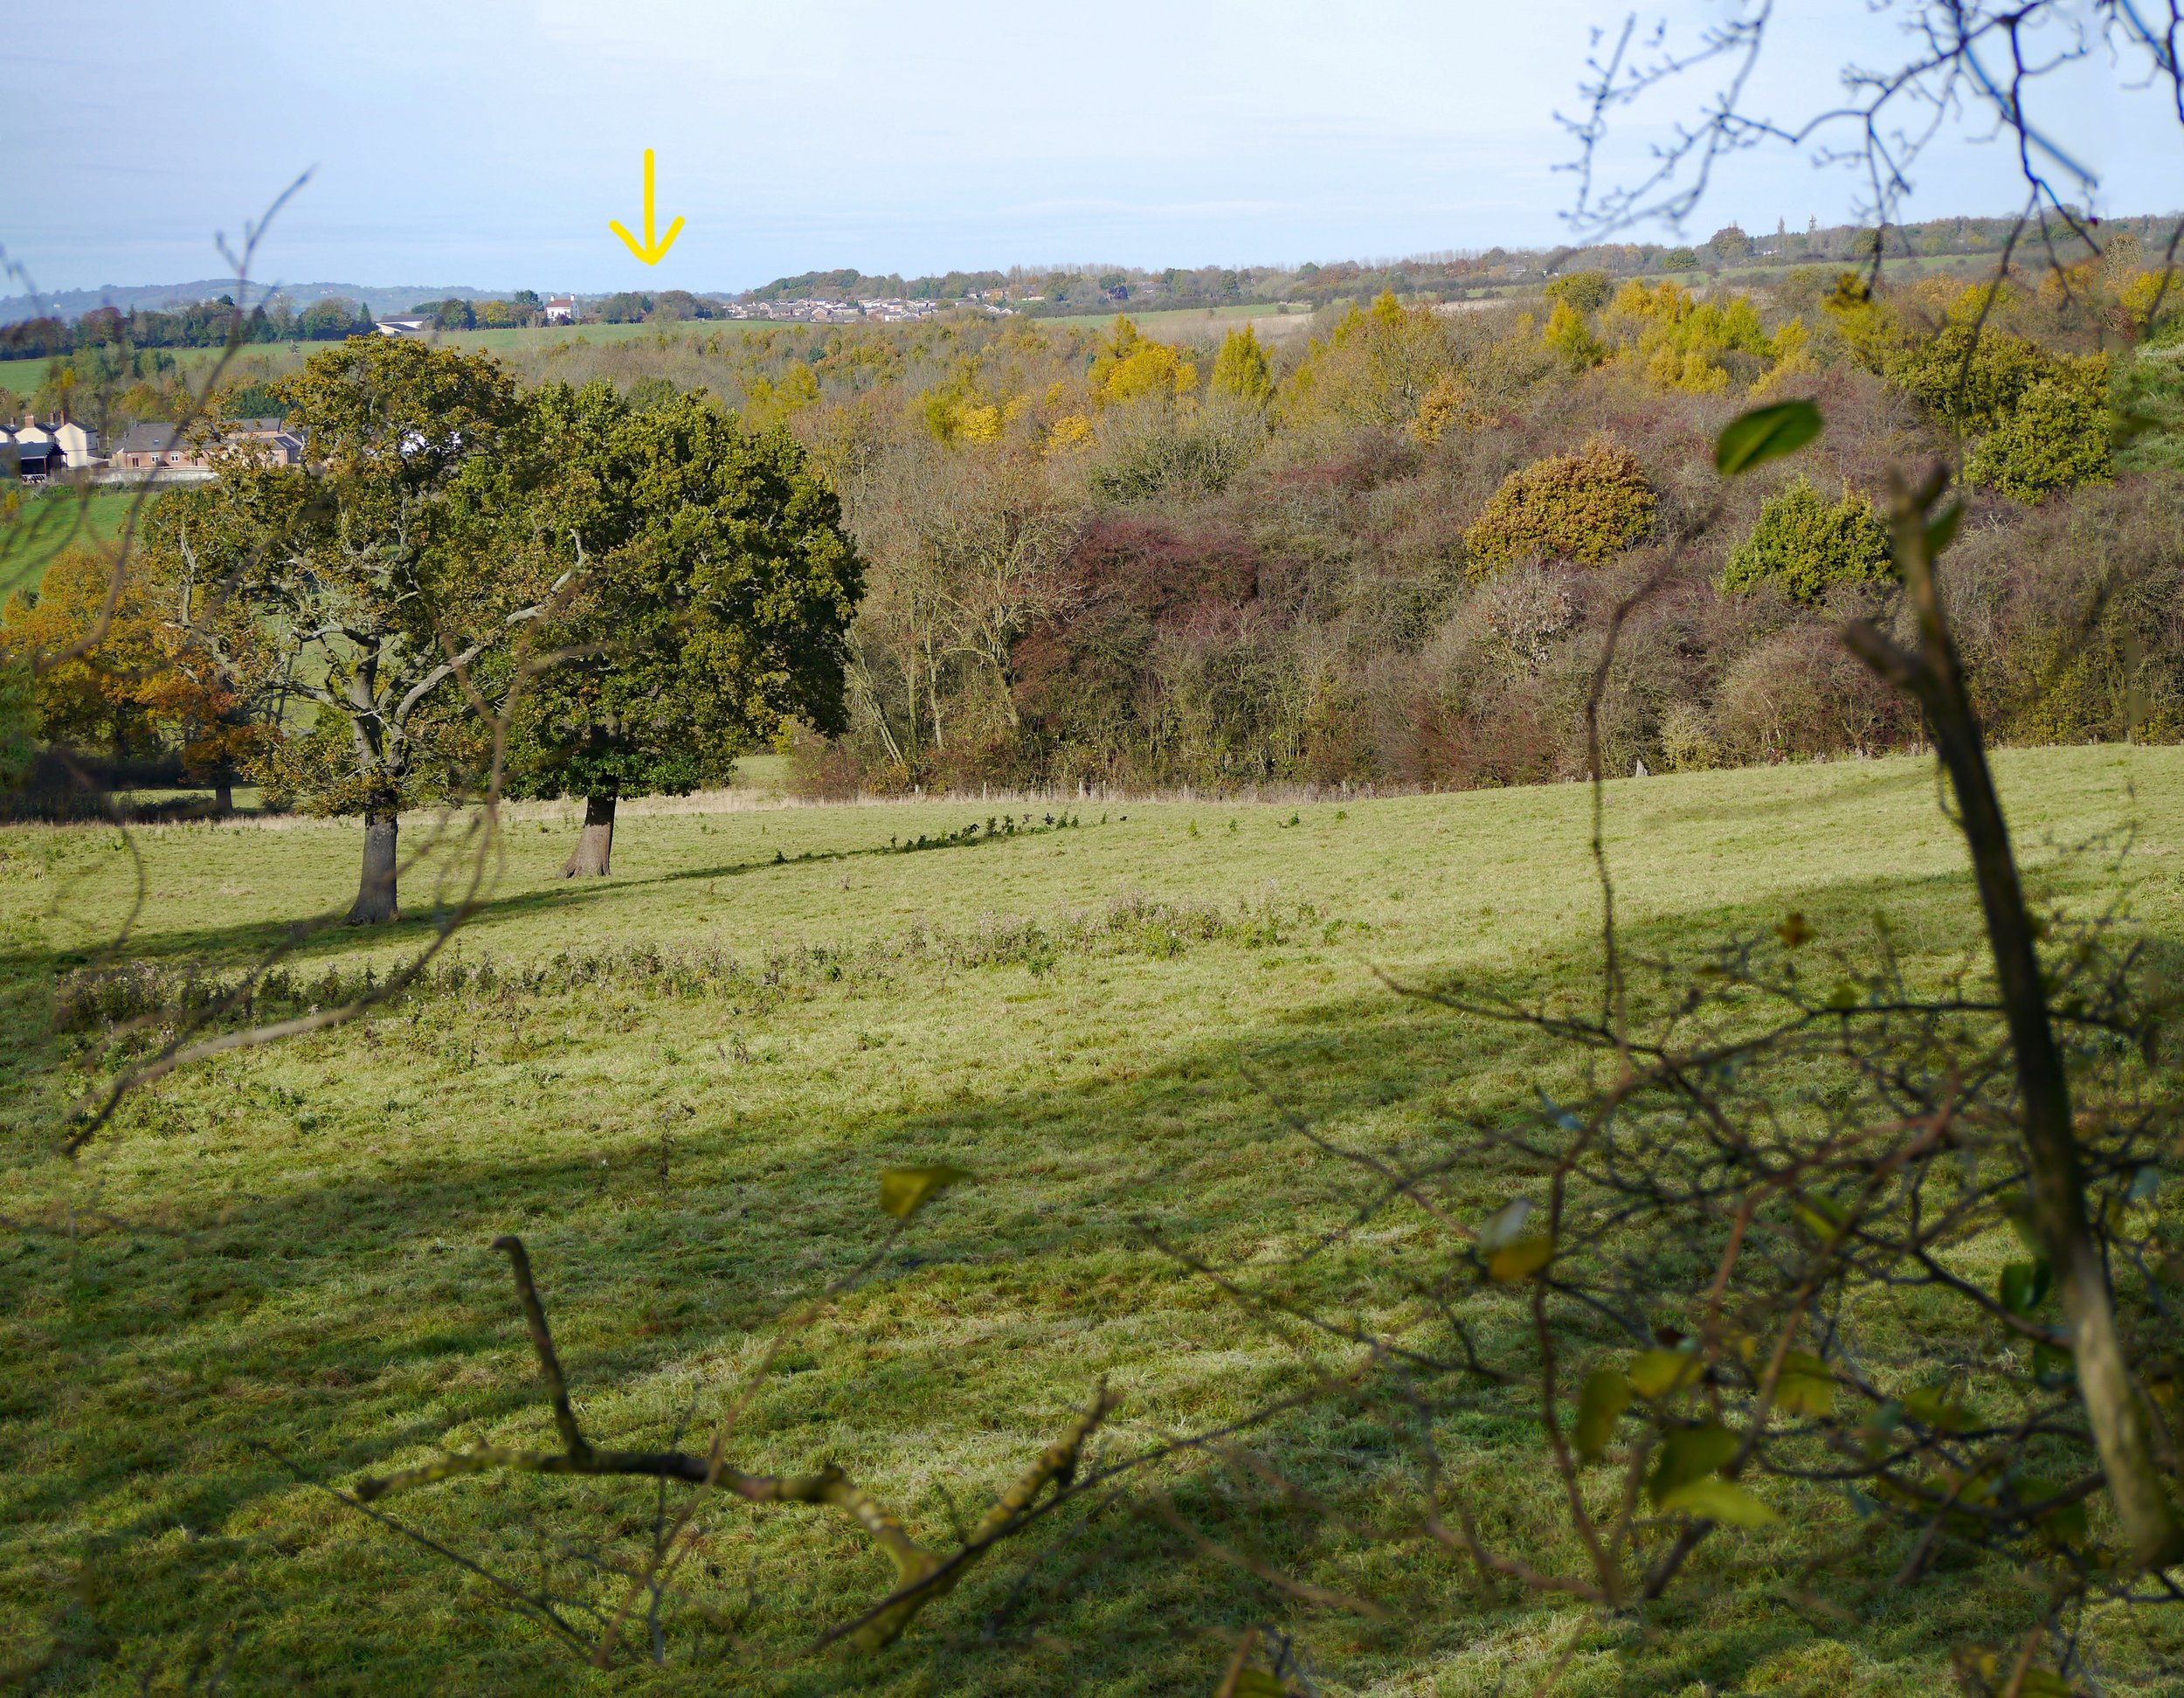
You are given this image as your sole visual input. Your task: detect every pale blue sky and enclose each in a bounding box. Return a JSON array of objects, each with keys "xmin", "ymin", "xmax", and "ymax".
[{"xmin": 8, "ymin": 1, "xmax": 2175, "ymax": 295}]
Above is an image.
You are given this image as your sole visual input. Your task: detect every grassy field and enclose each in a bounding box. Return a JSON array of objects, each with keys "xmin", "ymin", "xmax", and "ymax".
[
  {"xmin": 0, "ymin": 487, "xmax": 156, "ymax": 603},
  {"xmin": 1040, "ymin": 302, "xmax": 1321, "ymax": 337},
  {"xmin": 3, "ymin": 748, "xmax": 2183, "ymax": 1695}
]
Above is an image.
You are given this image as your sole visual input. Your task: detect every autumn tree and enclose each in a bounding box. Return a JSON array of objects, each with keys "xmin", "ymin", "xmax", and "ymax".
[
  {"xmin": 1209, "ymin": 323, "xmax": 1274, "ymax": 405},
  {"xmin": 186, "ymin": 339, "xmax": 570, "ymax": 922},
  {"xmin": 504, "ymin": 383, "xmax": 863, "ymax": 877},
  {"xmin": 1089, "ymin": 317, "xmax": 1197, "ymax": 406},
  {"xmin": 1, "ymin": 542, "xmax": 278, "ymax": 805}
]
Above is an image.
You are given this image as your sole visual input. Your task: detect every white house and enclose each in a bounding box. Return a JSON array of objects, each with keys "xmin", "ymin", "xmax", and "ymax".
[
  {"xmin": 53, "ymin": 419, "xmax": 101, "ymax": 469},
  {"xmin": 544, "ymin": 295, "xmax": 576, "ymax": 324},
  {"xmin": 4, "ymin": 413, "xmax": 100, "ymax": 476},
  {"xmin": 374, "ymin": 315, "xmax": 432, "ymax": 339}
]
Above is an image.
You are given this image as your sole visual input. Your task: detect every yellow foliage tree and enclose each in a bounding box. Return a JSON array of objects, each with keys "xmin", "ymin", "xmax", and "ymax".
[
  {"xmin": 1210, "ymin": 323, "xmax": 1275, "ymax": 405},
  {"xmin": 1043, "ymin": 413, "xmax": 1095, "ymax": 456},
  {"xmin": 1089, "ymin": 317, "xmax": 1197, "ymax": 406},
  {"xmin": 1278, "ymin": 292, "xmax": 1455, "ymax": 434},
  {"xmin": 1603, "ymin": 280, "xmax": 1791, "ymax": 393},
  {"xmin": 1542, "ymin": 300, "xmax": 1606, "ymax": 371}
]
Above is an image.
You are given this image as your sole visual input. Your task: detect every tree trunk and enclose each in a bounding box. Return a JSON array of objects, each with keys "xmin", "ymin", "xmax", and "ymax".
[
  {"xmin": 348, "ymin": 810, "xmax": 400, "ymax": 924},
  {"xmin": 562, "ymin": 791, "xmax": 617, "ymax": 878},
  {"xmin": 1845, "ymin": 470, "xmax": 2184, "ymax": 1569},
  {"xmin": 213, "ymin": 771, "xmax": 234, "ymax": 815}
]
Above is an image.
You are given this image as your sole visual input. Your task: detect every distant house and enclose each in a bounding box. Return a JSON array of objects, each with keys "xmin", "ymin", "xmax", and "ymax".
[
  {"xmin": 109, "ymin": 418, "xmax": 303, "ymax": 476},
  {"xmin": 374, "ymin": 315, "xmax": 432, "ymax": 339},
  {"xmin": 3, "ymin": 414, "xmax": 102, "ymax": 479},
  {"xmin": 544, "ymin": 296, "xmax": 576, "ymax": 324},
  {"xmin": 52, "ymin": 419, "xmax": 101, "ymax": 469},
  {"xmin": 6, "ymin": 438, "xmax": 63, "ymax": 484}
]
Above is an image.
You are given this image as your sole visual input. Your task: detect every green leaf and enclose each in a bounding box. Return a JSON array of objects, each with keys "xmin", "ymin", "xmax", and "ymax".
[
  {"xmin": 2019, "ymin": 1479, "xmax": 2090, "ymax": 1546},
  {"xmin": 2015, "ymin": 1674, "xmax": 2073, "ymax": 1698},
  {"xmin": 877, "ymin": 1164, "xmax": 973, "ymax": 1218},
  {"xmin": 1714, "ymin": 400, "xmax": 1823, "ymax": 476},
  {"xmin": 1628, "ymin": 1348, "xmax": 1703, "ymax": 1400},
  {"xmin": 1775, "ymin": 1350, "xmax": 1835, "ymax": 1417},
  {"xmin": 1476, "ymin": 1198, "xmax": 1535, "ymax": 1253},
  {"xmin": 1656, "ymin": 1478, "xmax": 1781, "ymax": 1528},
  {"xmin": 1996, "ymin": 1192, "xmax": 2042, "ymax": 1254},
  {"xmin": 1775, "ymin": 911, "xmax": 1814, "ymax": 948},
  {"xmin": 2033, "ymin": 1342, "xmax": 2076, "ymax": 1391},
  {"xmin": 1574, "ymin": 1369, "xmax": 1632, "ymax": 1461},
  {"xmin": 1231, "ymin": 1673, "xmax": 1291, "ymax": 1698},
  {"xmin": 2000, "ymin": 1259, "xmax": 2052, "ymax": 1317},
  {"xmin": 1924, "ymin": 500, "xmax": 1964, "ymax": 558},
  {"xmin": 1648, "ymin": 1420, "xmax": 1739, "ymax": 1505},
  {"xmin": 1903, "ymin": 1385, "xmax": 1969, "ymax": 1431},
  {"xmin": 1488, "ymin": 1234, "xmax": 1556, "ymax": 1281},
  {"xmin": 1794, "ymin": 1193, "xmax": 1849, "ymax": 1242}
]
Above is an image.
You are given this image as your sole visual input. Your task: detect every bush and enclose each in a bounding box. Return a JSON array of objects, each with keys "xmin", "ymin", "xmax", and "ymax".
[
  {"xmin": 1543, "ymin": 270, "xmax": 1613, "ymax": 314},
  {"xmin": 1965, "ymin": 364, "xmax": 2113, "ymax": 501},
  {"xmin": 1720, "ymin": 476, "xmax": 1892, "ymax": 602},
  {"xmin": 1463, "ymin": 438, "xmax": 1655, "ymax": 574},
  {"xmin": 1087, "ymin": 398, "xmax": 1261, "ymax": 502}
]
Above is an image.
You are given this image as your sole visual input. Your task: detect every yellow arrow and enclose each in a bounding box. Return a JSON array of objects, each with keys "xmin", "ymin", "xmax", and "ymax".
[{"xmin": 609, "ymin": 148, "xmax": 685, "ymax": 266}]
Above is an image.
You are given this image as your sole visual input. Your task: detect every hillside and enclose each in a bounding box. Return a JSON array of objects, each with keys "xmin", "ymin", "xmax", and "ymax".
[{"xmin": 4, "ymin": 747, "xmax": 2182, "ymax": 1694}]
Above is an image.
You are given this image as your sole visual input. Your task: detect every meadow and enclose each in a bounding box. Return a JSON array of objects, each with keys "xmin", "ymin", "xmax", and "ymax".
[
  {"xmin": 4, "ymin": 745, "xmax": 2183, "ymax": 1695},
  {"xmin": 0, "ymin": 487, "xmax": 146, "ymax": 603}
]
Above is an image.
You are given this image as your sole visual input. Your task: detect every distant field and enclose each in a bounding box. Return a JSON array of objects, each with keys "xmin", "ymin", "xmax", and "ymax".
[
  {"xmin": 0, "ymin": 486, "xmax": 155, "ymax": 602},
  {"xmin": 4, "ymin": 745, "xmax": 2182, "ymax": 1694},
  {"xmin": 1040, "ymin": 300, "xmax": 1321, "ymax": 337}
]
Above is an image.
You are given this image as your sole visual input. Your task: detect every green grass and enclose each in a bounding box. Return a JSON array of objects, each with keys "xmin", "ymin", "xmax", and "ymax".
[
  {"xmin": 0, "ymin": 487, "xmax": 157, "ymax": 603},
  {"xmin": 3, "ymin": 748, "xmax": 2182, "ymax": 1695}
]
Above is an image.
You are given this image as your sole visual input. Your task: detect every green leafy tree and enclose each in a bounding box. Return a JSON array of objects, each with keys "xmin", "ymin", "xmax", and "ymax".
[
  {"xmin": 1208, "ymin": 323, "xmax": 1274, "ymax": 406},
  {"xmin": 1464, "ymin": 437, "xmax": 1655, "ymax": 573},
  {"xmin": 1885, "ymin": 316, "xmax": 2059, "ymax": 434},
  {"xmin": 1719, "ymin": 475, "xmax": 1892, "ymax": 601},
  {"xmin": 506, "ymin": 383, "xmax": 864, "ymax": 876},
  {"xmin": 1542, "ymin": 300, "xmax": 1606, "ymax": 370},
  {"xmin": 195, "ymin": 339, "xmax": 565, "ymax": 921},
  {"xmin": 1965, "ymin": 367, "xmax": 2115, "ymax": 501},
  {"xmin": 1706, "ymin": 223, "xmax": 1752, "ymax": 261},
  {"xmin": 1543, "ymin": 270, "xmax": 1613, "ymax": 314}
]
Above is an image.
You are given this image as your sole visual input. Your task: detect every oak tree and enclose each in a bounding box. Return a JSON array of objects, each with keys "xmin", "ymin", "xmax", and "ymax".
[
  {"xmin": 506, "ymin": 383, "xmax": 862, "ymax": 876},
  {"xmin": 189, "ymin": 339, "xmax": 568, "ymax": 921}
]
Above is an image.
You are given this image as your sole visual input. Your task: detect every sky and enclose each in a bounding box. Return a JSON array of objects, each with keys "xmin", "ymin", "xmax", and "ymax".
[{"xmin": 7, "ymin": 0, "xmax": 2178, "ymax": 297}]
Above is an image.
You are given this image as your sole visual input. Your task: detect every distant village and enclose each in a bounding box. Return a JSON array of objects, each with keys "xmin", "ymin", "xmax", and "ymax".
[{"xmin": 1, "ymin": 413, "xmax": 301, "ymax": 485}]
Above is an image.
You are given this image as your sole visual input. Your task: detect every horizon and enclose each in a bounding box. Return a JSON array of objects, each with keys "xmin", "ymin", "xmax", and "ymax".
[
  {"xmin": 8, "ymin": 204, "xmax": 2174, "ymax": 326},
  {"xmin": 9, "ymin": 1, "xmax": 2179, "ymax": 299}
]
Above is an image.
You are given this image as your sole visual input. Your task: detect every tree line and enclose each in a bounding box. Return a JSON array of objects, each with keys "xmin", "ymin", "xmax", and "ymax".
[
  {"xmin": 9, "ymin": 238, "xmax": 2180, "ymax": 881},
  {"xmin": 5, "ymin": 338, "xmax": 861, "ymax": 921}
]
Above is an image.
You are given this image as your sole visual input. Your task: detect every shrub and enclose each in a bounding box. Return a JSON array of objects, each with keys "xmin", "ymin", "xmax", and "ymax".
[
  {"xmin": 1713, "ymin": 625, "xmax": 1918, "ymax": 761},
  {"xmin": 1720, "ymin": 476, "xmax": 1892, "ymax": 602},
  {"xmin": 1208, "ymin": 324, "xmax": 1274, "ymax": 405},
  {"xmin": 1543, "ymin": 270, "xmax": 1613, "ymax": 314},
  {"xmin": 1541, "ymin": 300, "xmax": 1605, "ymax": 371},
  {"xmin": 1964, "ymin": 364, "xmax": 2114, "ymax": 501},
  {"xmin": 1086, "ymin": 397, "xmax": 1261, "ymax": 501},
  {"xmin": 1463, "ymin": 438, "xmax": 1655, "ymax": 574},
  {"xmin": 1885, "ymin": 313, "xmax": 2060, "ymax": 435},
  {"xmin": 1089, "ymin": 316, "xmax": 1196, "ymax": 406}
]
